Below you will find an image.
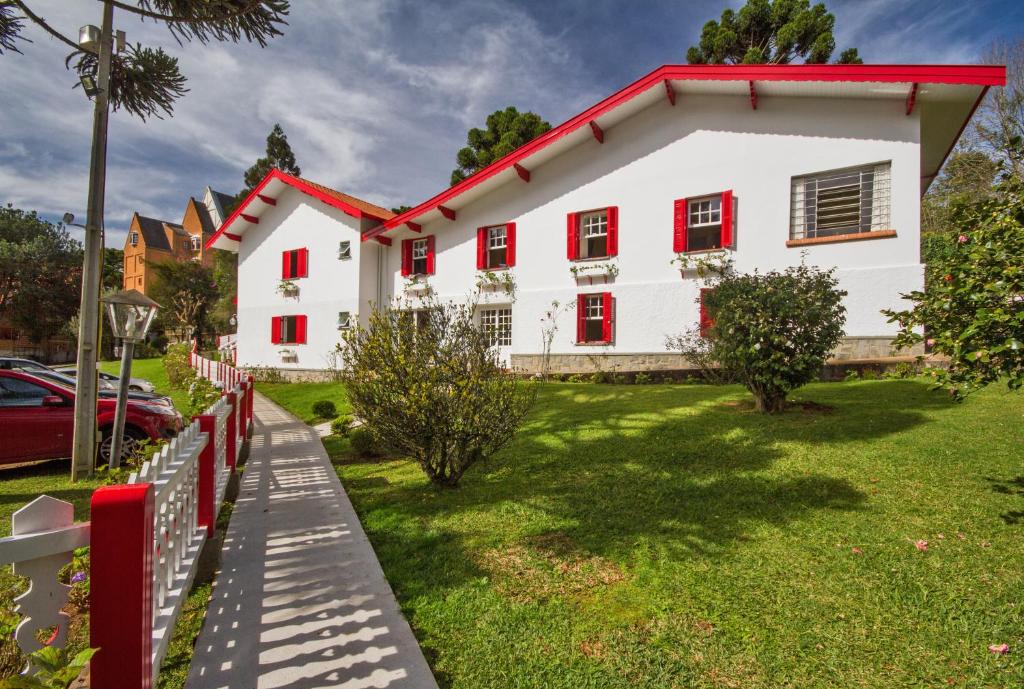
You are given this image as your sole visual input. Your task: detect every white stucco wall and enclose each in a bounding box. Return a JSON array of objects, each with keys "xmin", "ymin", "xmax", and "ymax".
[
  {"xmin": 383, "ymin": 93, "xmax": 923, "ymax": 357},
  {"xmin": 236, "ymin": 192, "xmax": 365, "ymax": 370}
]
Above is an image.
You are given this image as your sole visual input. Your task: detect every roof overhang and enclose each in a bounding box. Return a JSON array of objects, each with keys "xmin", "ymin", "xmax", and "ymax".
[
  {"xmin": 206, "ymin": 169, "xmax": 391, "ymax": 251},
  {"xmin": 364, "ymin": 63, "xmax": 1005, "ymax": 241}
]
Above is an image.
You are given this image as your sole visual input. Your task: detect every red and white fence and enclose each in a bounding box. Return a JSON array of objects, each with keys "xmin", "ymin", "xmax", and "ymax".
[{"xmin": 0, "ymin": 357, "xmax": 254, "ymax": 688}]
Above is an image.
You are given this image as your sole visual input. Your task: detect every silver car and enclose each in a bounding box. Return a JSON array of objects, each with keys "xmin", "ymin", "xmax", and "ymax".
[{"xmin": 56, "ymin": 366, "xmax": 155, "ymax": 393}]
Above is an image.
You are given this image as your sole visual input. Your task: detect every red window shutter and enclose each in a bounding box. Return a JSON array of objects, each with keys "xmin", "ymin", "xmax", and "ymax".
[
  {"xmin": 401, "ymin": 239, "xmax": 412, "ymax": 277},
  {"xmin": 566, "ymin": 213, "xmax": 579, "ymax": 260},
  {"xmin": 281, "ymin": 251, "xmax": 291, "ymax": 279},
  {"xmin": 673, "ymin": 198, "xmax": 688, "ymax": 252},
  {"xmin": 271, "ymin": 316, "xmax": 282, "ymax": 344},
  {"xmin": 476, "ymin": 227, "xmax": 487, "ymax": 269},
  {"xmin": 576, "ymin": 294, "xmax": 586, "ymax": 343},
  {"xmin": 297, "ymin": 248, "xmax": 308, "ymax": 277},
  {"xmin": 700, "ymin": 288, "xmax": 714, "ymax": 338},
  {"xmin": 426, "ymin": 235, "xmax": 436, "ymax": 274},
  {"xmin": 296, "ymin": 315, "xmax": 307, "ymax": 344},
  {"xmin": 606, "ymin": 207, "xmax": 619, "ymax": 257},
  {"xmin": 506, "ymin": 222, "xmax": 516, "ymax": 267},
  {"xmin": 601, "ymin": 292, "xmax": 613, "ymax": 343},
  {"xmin": 720, "ymin": 190, "xmax": 734, "ymax": 248}
]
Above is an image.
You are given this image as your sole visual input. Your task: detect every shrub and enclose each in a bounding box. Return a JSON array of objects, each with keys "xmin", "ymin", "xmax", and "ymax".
[
  {"xmin": 348, "ymin": 427, "xmax": 378, "ymax": 456},
  {"xmin": 665, "ymin": 328, "xmax": 736, "ymax": 384},
  {"xmin": 341, "ymin": 295, "xmax": 536, "ymax": 486},
  {"xmin": 187, "ymin": 375, "xmax": 221, "ymax": 417},
  {"xmin": 634, "ymin": 372, "xmax": 652, "ymax": 385},
  {"xmin": 885, "ymin": 174, "xmax": 1024, "ymax": 399},
  {"xmin": 246, "ymin": 365, "xmax": 285, "ymax": 383},
  {"xmin": 331, "ymin": 414, "xmax": 353, "ymax": 436},
  {"xmin": 312, "ymin": 399, "xmax": 337, "ymax": 419},
  {"xmin": 163, "ymin": 343, "xmax": 195, "ymax": 389},
  {"xmin": 704, "ymin": 263, "xmax": 847, "ymax": 413},
  {"xmin": 589, "ymin": 371, "xmax": 611, "ymax": 384},
  {"xmin": 566, "ymin": 374, "xmax": 586, "ymax": 383}
]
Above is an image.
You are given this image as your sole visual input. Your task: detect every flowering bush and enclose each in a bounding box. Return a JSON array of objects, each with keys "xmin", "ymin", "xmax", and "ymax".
[{"xmin": 885, "ymin": 174, "xmax": 1024, "ymax": 399}]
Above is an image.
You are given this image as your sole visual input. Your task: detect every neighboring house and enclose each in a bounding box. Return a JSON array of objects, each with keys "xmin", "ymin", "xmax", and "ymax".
[
  {"xmin": 208, "ymin": 64, "xmax": 1006, "ymax": 375},
  {"xmin": 123, "ymin": 186, "xmax": 232, "ymax": 294},
  {"xmin": 0, "ymin": 317, "xmax": 75, "ymax": 364}
]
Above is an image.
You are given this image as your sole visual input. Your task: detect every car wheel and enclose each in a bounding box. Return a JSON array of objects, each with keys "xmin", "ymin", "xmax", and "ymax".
[{"xmin": 99, "ymin": 426, "xmax": 148, "ymax": 466}]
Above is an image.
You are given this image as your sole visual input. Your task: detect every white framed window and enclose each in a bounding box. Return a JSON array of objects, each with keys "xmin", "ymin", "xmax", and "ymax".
[
  {"xmin": 130, "ymin": 232, "xmax": 139, "ymax": 246},
  {"xmin": 338, "ymin": 240, "xmax": 352, "ymax": 260},
  {"xmin": 687, "ymin": 196, "xmax": 722, "ymax": 251},
  {"xmin": 487, "ymin": 226, "xmax": 507, "ymax": 268},
  {"xmin": 337, "ymin": 311, "xmax": 353, "ymax": 329},
  {"xmin": 190, "ymin": 235, "xmax": 200, "ymax": 251},
  {"xmin": 480, "ymin": 308, "xmax": 512, "ymax": 347},
  {"xmin": 411, "ymin": 238, "xmax": 429, "ymax": 275},
  {"xmin": 584, "ymin": 294, "xmax": 604, "ymax": 342},
  {"xmin": 791, "ymin": 162, "xmax": 891, "ymax": 240},
  {"xmin": 580, "ymin": 210, "xmax": 608, "ymax": 259}
]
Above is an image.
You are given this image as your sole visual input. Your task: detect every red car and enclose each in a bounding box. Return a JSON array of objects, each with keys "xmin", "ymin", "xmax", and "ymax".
[{"xmin": 0, "ymin": 369, "xmax": 183, "ymax": 466}]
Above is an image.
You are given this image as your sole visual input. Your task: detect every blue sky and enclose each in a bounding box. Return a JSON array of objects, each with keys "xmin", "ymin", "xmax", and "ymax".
[{"xmin": 1, "ymin": 0, "xmax": 1021, "ymax": 247}]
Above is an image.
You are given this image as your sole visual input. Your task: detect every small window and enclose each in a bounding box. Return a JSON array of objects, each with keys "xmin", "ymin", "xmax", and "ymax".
[
  {"xmin": 278, "ymin": 315, "xmax": 304, "ymax": 344},
  {"xmin": 282, "ymin": 248, "xmax": 308, "ymax": 279},
  {"xmin": 487, "ymin": 226, "xmax": 507, "ymax": 268},
  {"xmin": 337, "ymin": 311, "xmax": 353, "ymax": 329},
  {"xmin": 579, "ymin": 210, "xmax": 608, "ymax": 259},
  {"xmin": 411, "ymin": 238, "xmax": 429, "ymax": 275},
  {"xmin": 130, "ymin": 232, "xmax": 138, "ymax": 247},
  {"xmin": 480, "ymin": 308, "xmax": 512, "ymax": 347},
  {"xmin": 791, "ymin": 162, "xmax": 891, "ymax": 240},
  {"xmin": 190, "ymin": 235, "xmax": 200, "ymax": 251},
  {"xmin": 338, "ymin": 241, "xmax": 352, "ymax": 260},
  {"xmin": 687, "ymin": 196, "xmax": 722, "ymax": 251},
  {"xmin": 583, "ymin": 295, "xmax": 604, "ymax": 342}
]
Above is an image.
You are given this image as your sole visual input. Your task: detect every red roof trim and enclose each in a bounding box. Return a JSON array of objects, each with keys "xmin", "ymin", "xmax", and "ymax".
[
  {"xmin": 365, "ymin": 63, "xmax": 1005, "ymax": 239},
  {"xmin": 206, "ymin": 169, "xmax": 391, "ymax": 250}
]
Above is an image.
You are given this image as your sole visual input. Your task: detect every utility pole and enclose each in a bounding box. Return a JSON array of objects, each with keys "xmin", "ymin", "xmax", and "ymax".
[{"xmin": 71, "ymin": 2, "xmax": 114, "ymax": 480}]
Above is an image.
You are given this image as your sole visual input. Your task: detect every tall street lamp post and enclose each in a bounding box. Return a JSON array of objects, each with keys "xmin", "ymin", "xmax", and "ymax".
[
  {"xmin": 70, "ymin": 4, "xmax": 116, "ymax": 480},
  {"xmin": 102, "ymin": 289, "xmax": 159, "ymax": 468}
]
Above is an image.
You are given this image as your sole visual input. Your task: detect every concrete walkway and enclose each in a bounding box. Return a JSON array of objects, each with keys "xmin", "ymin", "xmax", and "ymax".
[{"xmin": 187, "ymin": 393, "xmax": 438, "ymax": 689}]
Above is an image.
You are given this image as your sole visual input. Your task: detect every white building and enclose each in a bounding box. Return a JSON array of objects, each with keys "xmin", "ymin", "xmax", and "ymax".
[{"xmin": 208, "ymin": 64, "xmax": 1005, "ymax": 375}]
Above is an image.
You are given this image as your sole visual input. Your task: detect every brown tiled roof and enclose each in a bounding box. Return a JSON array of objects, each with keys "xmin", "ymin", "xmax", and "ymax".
[
  {"xmin": 134, "ymin": 214, "xmax": 180, "ymax": 251},
  {"xmin": 188, "ymin": 197, "xmax": 218, "ymax": 235},
  {"xmin": 296, "ymin": 177, "xmax": 395, "ymax": 221}
]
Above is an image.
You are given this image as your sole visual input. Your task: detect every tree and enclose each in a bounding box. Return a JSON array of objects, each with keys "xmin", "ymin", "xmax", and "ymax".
[
  {"xmin": 0, "ymin": 205, "xmax": 83, "ymax": 343},
  {"xmin": 210, "ymin": 248, "xmax": 237, "ymax": 333},
  {"xmin": 922, "ymin": 149, "xmax": 999, "ymax": 266},
  {"xmin": 686, "ymin": 0, "xmax": 861, "ymax": 65},
  {"xmin": 1, "ymin": 1, "xmax": 289, "ymax": 120},
  {"xmin": 147, "ymin": 259, "xmax": 218, "ymax": 344},
  {"xmin": 103, "ymin": 246, "xmax": 124, "ymax": 293},
  {"xmin": 884, "ymin": 174, "xmax": 1024, "ymax": 400},
  {"xmin": 238, "ymin": 123, "xmax": 301, "ymax": 202},
  {"xmin": 391, "ymin": 205, "xmax": 412, "ymax": 215},
  {"xmin": 340, "ymin": 294, "xmax": 536, "ymax": 487},
  {"xmin": 973, "ymin": 40, "xmax": 1024, "ymax": 179},
  {"xmin": 450, "ymin": 107, "xmax": 551, "ymax": 186},
  {"xmin": 703, "ymin": 263, "xmax": 847, "ymax": 412}
]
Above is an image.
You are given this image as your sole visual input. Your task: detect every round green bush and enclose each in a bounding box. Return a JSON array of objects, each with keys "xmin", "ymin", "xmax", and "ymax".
[
  {"xmin": 349, "ymin": 427, "xmax": 378, "ymax": 457},
  {"xmin": 330, "ymin": 414, "xmax": 353, "ymax": 436},
  {"xmin": 311, "ymin": 400, "xmax": 337, "ymax": 419}
]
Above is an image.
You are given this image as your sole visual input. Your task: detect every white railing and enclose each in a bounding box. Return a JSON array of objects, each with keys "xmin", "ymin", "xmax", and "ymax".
[
  {"xmin": 129, "ymin": 422, "xmax": 208, "ymax": 678},
  {"xmin": 0, "ymin": 380, "xmax": 246, "ymax": 688}
]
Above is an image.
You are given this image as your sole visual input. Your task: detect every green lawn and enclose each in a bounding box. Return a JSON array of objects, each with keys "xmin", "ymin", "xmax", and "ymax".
[
  {"xmin": 257, "ymin": 380, "xmax": 350, "ymax": 424},
  {"xmin": 321, "ymin": 380, "xmax": 1024, "ymax": 688},
  {"xmin": 99, "ymin": 357, "xmax": 189, "ymax": 413}
]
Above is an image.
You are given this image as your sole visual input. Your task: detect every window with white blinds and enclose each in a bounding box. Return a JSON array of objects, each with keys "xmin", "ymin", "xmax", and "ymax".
[{"xmin": 790, "ymin": 162, "xmax": 891, "ymax": 240}]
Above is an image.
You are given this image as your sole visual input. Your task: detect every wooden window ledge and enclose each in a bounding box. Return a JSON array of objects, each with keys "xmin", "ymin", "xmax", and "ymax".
[{"xmin": 786, "ymin": 230, "xmax": 897, "ymax": 247}]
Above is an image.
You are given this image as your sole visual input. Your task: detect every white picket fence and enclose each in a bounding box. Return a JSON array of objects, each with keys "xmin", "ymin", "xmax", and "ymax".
[{"xmin": 0, "ymin": 365, "xmax": 251, "ymax": 688}]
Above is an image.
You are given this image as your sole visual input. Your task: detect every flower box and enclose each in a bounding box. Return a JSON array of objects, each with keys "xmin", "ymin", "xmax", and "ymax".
[{"xmin": 570, "ymin": 262, "xmax": 619, "ymax": 285}]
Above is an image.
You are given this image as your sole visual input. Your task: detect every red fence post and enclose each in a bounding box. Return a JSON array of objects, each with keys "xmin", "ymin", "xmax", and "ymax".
[
  {"xmin": 90, "ymin": 483, "xmax": 154, "ymax": 689},
  {"xmin": 194, "ymin": 414, "xmax": 216, "ymax": 537},
  {"xmin": 236, "ymin": 383, "xmax": 247, "ymax": 442},
  {"xmin": 225, "ymin": 390, "xmax": 238, "ymax": 470},
  {"xmin": 246, "ymin": 376, "xmax": 254, "ymax": 435}
]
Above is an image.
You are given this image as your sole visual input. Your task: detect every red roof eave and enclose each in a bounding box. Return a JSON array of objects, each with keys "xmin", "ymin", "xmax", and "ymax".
[
  {"xmin": 364, "ymin": 63, "xmax": 1006, "ymax": 240},
  {"xmin": 206, "ymin": 169, "xmax": 391, "ymax": 250}
]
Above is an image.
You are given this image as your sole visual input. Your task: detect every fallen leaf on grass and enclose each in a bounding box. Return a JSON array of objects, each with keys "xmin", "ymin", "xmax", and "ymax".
[
  {"xmin": 851, "ymin": 547, "xmax": 864, "ymax": 555},
  {"xmin": 988, "ymin": 643, "xmax": 1010, "ymax": 655},
  {"xmin": 914, "ymin": 539, "xmax": 929, "ymax": 552}
]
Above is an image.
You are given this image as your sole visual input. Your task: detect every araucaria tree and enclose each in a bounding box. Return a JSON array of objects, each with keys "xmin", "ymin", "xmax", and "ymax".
[
  {"xmin": 451, "ymin": 107, "xmax": 551, "ymax": 185},
  {"xmin": 340, "ymin": 296, "xmax": 535, "ymax": 487},
  {"xmin": 885, "ymin": 174, "xmax": 1024, "ymax": 400},
  {"xmin": 237, "ymin": 123, "xmax": 302, "ymax": 202},
  {"xmin": 0, "ymin": 1, "xmax": 289, "ymax": 120},
  {"xmin": 687, "ymin": 0, "xmax": 861, "ymax": 65},
  {"xmin": 703, "ymin": 263, "xmax": 847, "ymax": 412}
]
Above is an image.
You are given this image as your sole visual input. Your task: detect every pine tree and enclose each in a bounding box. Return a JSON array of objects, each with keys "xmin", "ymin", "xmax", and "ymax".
[
  {"xmin": 241, "ymin": 123, "xmax": 302, "ymax": 195},
  {"xmin": 451, "ymin": 107, "xmax": 550, "ymax": 186}
]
